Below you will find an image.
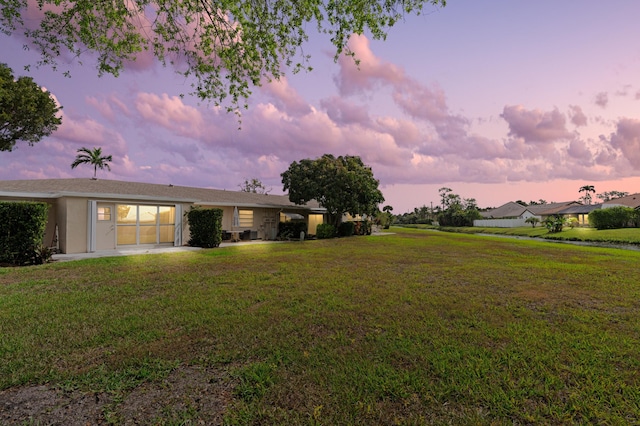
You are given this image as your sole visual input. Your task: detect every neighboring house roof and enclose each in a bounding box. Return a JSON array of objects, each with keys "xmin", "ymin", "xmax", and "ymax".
[
  {"xmin": 0, "ymin": 179, "xmax": 324, "ymax": 211},
  {"xmin": 526, "ymin": 201, "xmax": 582, "ymax": 215},
  {"xmin": 556, "ymin": 204, "xmax": 601, "ymax": 215},
  {"xmin": 481, "ymin": 202, "xmax": 530, "ymax": 219},
  {"xmin": 602, "ymin": 193, "xmax": 640, "ymax": 209},
  {"xmin": 481, "ymin": 201, "xmax": 582, "ymax": 219}
]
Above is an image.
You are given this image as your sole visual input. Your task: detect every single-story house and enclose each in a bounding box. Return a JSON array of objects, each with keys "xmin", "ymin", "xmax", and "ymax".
[
  {"xmin": 480, "ymin": 202, "xmax": 538, "ymax": 220},
  {"xmin": 0, "ymin": 179, "xmax": 326, "ymax": 254},
  {"xmin": 476, "ymin": 201, "xmax": 582, "ymax": 228},
  {"xmin": 554, "ymin": 203, "xmax": 601, "ymax": 226},
  {"xmin": 602, "ymin": 193, "xmax": 640, "ymax": 209},
  {"xmin": 526, "ymin": 201, "xmax": 583, "ymax": 219}
]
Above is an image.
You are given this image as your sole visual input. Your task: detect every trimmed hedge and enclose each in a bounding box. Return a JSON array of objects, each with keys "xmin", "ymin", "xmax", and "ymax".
[
  {"xmin": 0, "ymin": 201, "xmax": 50, "ymax": 266},
  {"xmin": 316, "ymin": 223, "xmax": 336, "ymax": 239},
  {"xmin": 337, "ymin": 221, "xmax": 355, "ymax": 237},
  {"xmin": 185, "ymin": 207, "xmax": 223, "ymax": 248},
  {"xmin": 278, "ymin": 221, "xmax": 307, "ymax": 240},
  {"xmin": 589, "ymin": 206, "xmax": 638, "ymax": 230}
]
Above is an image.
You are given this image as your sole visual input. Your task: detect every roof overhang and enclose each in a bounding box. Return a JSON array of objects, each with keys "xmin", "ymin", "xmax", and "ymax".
[
  {"xmin": 0, "ymin": 190, "xmax": 197, "ymax": 204},
  {"xmin": 1, "ymin": 189, "xmax": 327, "ymax": 212},
  {"xmin": 282, "ymin": 212, "xmax": 305, "ymax": 220}
]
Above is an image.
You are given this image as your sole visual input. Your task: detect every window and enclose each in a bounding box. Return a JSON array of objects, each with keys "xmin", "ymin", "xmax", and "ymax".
[
  {"xmin": 97, "ymin": 207, "xmax": 111, "ymax": 221},
  {"xmin": 116, "ymin": 204, "xmax": 176, "ymax": 245},
  {"xmin": 239, "ymin": 210, "xmax": 253, "ymax": 228}
]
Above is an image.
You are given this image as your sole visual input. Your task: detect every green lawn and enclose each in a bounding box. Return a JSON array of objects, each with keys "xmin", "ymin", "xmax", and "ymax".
[
  {"xmin": 405, "ymin": 223, "xmax": 640, "ymax": 244},
  {"xmin": 2, "ymin": 230, "xmax": 640, "ymax": 424}
]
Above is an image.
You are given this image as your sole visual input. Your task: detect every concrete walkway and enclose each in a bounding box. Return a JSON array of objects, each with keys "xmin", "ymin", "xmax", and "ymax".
[
  {"xmin": 51, "ymin": 232, "xmax": 393, "ymax": 262},
  {"xmin": 51, "ymin": 240, "xmax": 277, "ymax": 262}
]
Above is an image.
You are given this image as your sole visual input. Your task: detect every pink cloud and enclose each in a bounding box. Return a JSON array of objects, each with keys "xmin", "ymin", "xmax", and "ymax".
[
  {"xmin": 320, "ymin": 96, "xmax": 370, "ymax": 125},
  {"xmin": 392, "ymin": 80, "xmax": 451, "ymax": 124},
  {"xmin": 55, "ymin": 115, "xmax": 115, "ymax": 148},
  {"xmin": 86, "ymin": 96, "xmax": 116, "ymax": 121},
  {"xmin": 334, "ymin": 34, "xmax": 405, "ymax": 95},
  {"xmin": 615, "ymin": 85, "xmax": 632, "ymax": 97},
  {"xmin": 595, "ymin": 92, "xmax": 608, "ymax": 108},
  {"xmin": 260, "ymin": 77, "xmax": 311, "ymax": 116},
  {"xmin": 568, "ymin": 105, "xmax": 588, "ymax": 127},
  {"xmin": 567, "ymin": 139, "xmax": 594, "ymax": 163},
  {"xmin": 135, "ymin": 93, "xmax": 205, "ymax": 137},
  {"xmin": 87, "ymin": 94, "xmax": 132, "ymax": 121},
  {"xmin": 594, "ymin": 141, "xmax": 621, "ymax": 167},
  {"xmin": 374, "ymin": 117, "xmax": 422, "ymax": 148},
  {"xmin": 609, "ymin": 118, "xmax": 640, "ymax": 168},
  {"xmin": 501, "ymin": 105, "xmax": 572, "ymax": 143}
]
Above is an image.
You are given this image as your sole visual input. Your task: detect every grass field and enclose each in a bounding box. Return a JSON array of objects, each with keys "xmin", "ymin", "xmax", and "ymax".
[
  {"xmin": 2, "ymin": 229, "xmax": 640, "ymax": 424},
  {"xmin": 406, "ymin": 223, "xmax": 640, "ymax": 245}
]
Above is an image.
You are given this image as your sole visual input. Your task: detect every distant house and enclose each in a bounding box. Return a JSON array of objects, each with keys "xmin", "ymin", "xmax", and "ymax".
[
  {"xmin": 475, "ymin": 202, "xmax": 536, "ymax": 227},
  {"xmin": 526, "ymin": 201, "xmax": 583, "ymax": 219},
  {"xmin": 476, "ymin": 201, "xmax": 582, "ymax": 228},
  {"xmin": 0, "ymin": 179, "xmax": 325, "ymax": 254},
  {"xmin": 555, "ymin": 204, "xmax": 601, "ymax": 226},
  {"xmin": 602, "ymin": 193, "xmax": 640, "ymax": 209},
  {"xmin": 480, "ymin": 202, "xmax": 536, "ymax": 219}
]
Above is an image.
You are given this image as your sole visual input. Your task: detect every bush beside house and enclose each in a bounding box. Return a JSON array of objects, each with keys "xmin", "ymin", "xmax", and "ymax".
[
  {"xmin": 0, "ymin": 201, "xmax": 50, "ymax": 266},
  {"xmin": 278, "ymin": 221, "xmax": 307, "ymax": 240},
  {"xmin": 337, "ymin": 221, "xmax": 355, "ymax": 237},
  {"xmin": 185, "ymin": 207, "xmax": 223, "ymax": 248},
  {"xmin": 589, "ymin": 207, "xmax": 640, "ymax": 230},
  {"xmin": 316, "ymin": 223, "xmax": 336, "ymax": 239}
]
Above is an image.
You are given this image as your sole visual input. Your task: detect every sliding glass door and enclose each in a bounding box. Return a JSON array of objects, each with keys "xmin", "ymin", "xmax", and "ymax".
[{"xmin": 116, "ymin": 204, "xmax": 176, "ymax": 246}]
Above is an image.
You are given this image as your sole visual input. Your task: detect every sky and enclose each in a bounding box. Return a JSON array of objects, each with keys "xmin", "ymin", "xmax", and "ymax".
[{"xmin": 2, "ymin": 0, "xmax": 640, "ymax": 213}]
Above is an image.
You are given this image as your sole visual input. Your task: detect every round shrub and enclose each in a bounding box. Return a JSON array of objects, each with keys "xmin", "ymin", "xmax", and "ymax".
[{"xmin": 316, "ymin": 223, "xmax": 336, "ymax": 239}]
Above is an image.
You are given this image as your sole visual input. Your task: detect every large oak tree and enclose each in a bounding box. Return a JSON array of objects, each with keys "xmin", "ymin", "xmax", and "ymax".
[
  {"xmin": 0, "ymin": 63, "xmax": 62, "ymax": 151},
  {"xmin": 281, "ymin": 154, "xmax": 384, "ymax": 226},
  {"xmin": 0, "ymin": 1, "xmax": 446, "ymax": 110}
]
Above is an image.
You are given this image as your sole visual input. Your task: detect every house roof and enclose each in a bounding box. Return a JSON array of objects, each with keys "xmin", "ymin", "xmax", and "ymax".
[
  {"xmin": 526, "ymin": 201, "xmax": 581, "ymax": 215},
  {"xmin": 556, "ymin": 204, "xmax": 601, "ymax": 214},
  {"xmin": 0, "ymin": 178, "xmax": 324, "ymax": 211},
  {"xmin": 481, "ymin": 201, "xmax": 582, "ymax": 219},
  {"xmin": 602, "ymin": 193, "xmax": 640, "ymax": 209},
  {"xmin": 481, "ymin": 202, "xmax": 529, "ymax": 219}
]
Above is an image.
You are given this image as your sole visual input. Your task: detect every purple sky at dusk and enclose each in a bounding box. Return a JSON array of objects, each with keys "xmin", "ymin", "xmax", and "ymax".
[{"xmin": 2, "ymin": 0, "xmax": 640, "ymax": 212}]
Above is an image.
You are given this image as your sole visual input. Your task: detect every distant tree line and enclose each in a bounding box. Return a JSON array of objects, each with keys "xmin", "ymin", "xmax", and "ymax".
[
  {"xmin": 394, "ymin": 188, "xmax": 482, "ymax": 227},
  {"xmin": 393, "ymin": 186, "xmax": 634, "ymax": 229}
]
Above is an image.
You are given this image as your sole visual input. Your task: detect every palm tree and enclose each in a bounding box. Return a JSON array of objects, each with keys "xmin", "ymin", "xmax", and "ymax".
[
  {"xmin": 71, "ymin": 147, "xmax": 113, "ymax": 179},
  {"xmin": 579, "ymin": 185, "xmax": 596, "ymax": 205}
]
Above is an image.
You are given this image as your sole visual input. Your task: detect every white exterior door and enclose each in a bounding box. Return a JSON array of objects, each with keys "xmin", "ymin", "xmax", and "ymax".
[{"xmin": 96, "ymin": 203, "xmax": 116, "ymax": 250}]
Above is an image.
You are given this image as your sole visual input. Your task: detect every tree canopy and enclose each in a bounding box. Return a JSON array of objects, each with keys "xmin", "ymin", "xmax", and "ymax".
[
  {"xmin": 239, "ymin": 177, "xmax": 270, "ymax": 194},
  {"xmin": 0, "ymin": 0, "xmax": 445, "ymax": 110},
  {"xmin": 597, "ymin": 191, "xmax": 629, "ymax": 202},
  {"xmin": 437, "ymin": 190, "xmax": 481, "ymax": 227},
  {"xmin": 0, "ymin": 63, "xmax": 62, "ymax": 151},
  {"xmin": 281, "ymin": 154, "xmax": 384, "ymax": 226},
  {"xmin": 579, "ymin": 185, "xmax": 596, "ymax": 205}
]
